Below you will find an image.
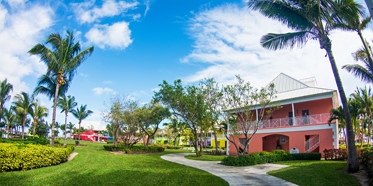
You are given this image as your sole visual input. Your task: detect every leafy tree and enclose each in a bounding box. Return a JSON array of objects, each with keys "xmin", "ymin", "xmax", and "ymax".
[
  {"xmin": 247, "ymin": 0, "xmax": 360, "ymax": 172},
  {"xmin": 71, "ymin": 105, "xmax": 93, "ymax": 144},
  {"xmin": 28, "ymin": 100, "xmax": 48, "ymax": 139},
  {"xmin": 0, "ymin": 79, "xmax": 13, "ymax": 124},
  {"xmin": 136, "ymin": 103, "xmax": 171, "ymax": 148},
  {"xmin": 29, "ymin": 30, "xmax": 94, "ymax": 147},
  {"xmin": 57, "ymin": 95, "xmax": 77, "ymax": 145},
  {"xmin": 154, "ymin": 80, "xmax": 208, "ymax": 157},
  {"xmin": 13, "ymin": 92, "xmax": 34, "ymax": 139},
  {"xmin": 29, "ymin": 120, "xmax": 49, "ymax": 138}
]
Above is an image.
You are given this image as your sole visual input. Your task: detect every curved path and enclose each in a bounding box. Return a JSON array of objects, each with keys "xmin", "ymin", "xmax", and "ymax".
[{"xmin": 161, "ymin": 153, "xmax": 298, "ymax": 186}]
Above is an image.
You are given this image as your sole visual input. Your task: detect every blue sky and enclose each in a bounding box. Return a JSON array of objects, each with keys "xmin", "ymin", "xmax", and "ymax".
[{"xmin": 1, "ymin": 0, "xmax": 372, "ymax": 133}]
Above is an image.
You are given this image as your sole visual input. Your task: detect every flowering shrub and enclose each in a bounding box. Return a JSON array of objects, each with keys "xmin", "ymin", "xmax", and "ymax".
[
  {"xmin": 323, "ymin": 148, "xmax": 366, "ymax": 161},
  {"xmin": 0, "ymin": 143, "xmax": 74, "ymax": 172}
]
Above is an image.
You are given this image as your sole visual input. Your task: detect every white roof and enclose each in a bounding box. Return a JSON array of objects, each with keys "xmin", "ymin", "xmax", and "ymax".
[{"xmin": 267, "ymin": 73, "xmax": 335, "ymax": 102}]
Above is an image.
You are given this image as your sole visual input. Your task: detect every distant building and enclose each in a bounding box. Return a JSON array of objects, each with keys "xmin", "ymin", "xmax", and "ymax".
[
  {"xmin": 73, "ymin": 130, "xmax": 112, "ymax": 142},
  {"xmin": 227, "ymin": 73, "xmax": 338, "ymax": 156}
]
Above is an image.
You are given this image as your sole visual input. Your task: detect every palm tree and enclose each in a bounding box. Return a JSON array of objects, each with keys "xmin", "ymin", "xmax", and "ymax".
[
  {"xmin": 247, "ymin": 0, "xmax": 360, "ymax": 172},
  {"xmin": 329, "ymin": 106, "xmax": 347, "ymax": 145},
  {"xmin": 28, "ymin": 100, "xmax": 48, "ymax": 139},
  {"xmin": 29, "ymin": 30, "xmax": 94, "ymax": 147},
  {"xmin": 351, "ymin": 87, "xmax": 373, "ymax": 146},
  {"xmin": 71, "ymin": 105, "xmax": 93, "ymax": 143},
  {"xmin": 57, "ymin": 95, "xmax": 77, "ymax": 145},
  {"xmin": 67, "ymin": 122, "xmax": 75, "ymax": 139},
  {"xmin": 2, "ymin": 107, "xmax": 15, "ymax": 138},
  {"xmin": 12, "ymin": 92, "xmax": 34, "ymax": 139},
  {"xmin": 34, "ymin": 74, "xmax": 71, "ymax": 100},
  {"xmin": 163, "ymin": 118, "xmax": 182, "ymax": 146},
  {"xmin": 0, "ymin": 79, "xmax": 13, "ymax": 124}
]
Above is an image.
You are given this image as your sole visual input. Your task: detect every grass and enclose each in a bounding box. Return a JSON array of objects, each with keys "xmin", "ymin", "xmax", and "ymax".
[
  {"xmin": 0, "ymin": 140, "xmax": 228, "ymax": 186},
  {"xmin": 268, "ymin": 160, "xmax": 360, "ymax": 186},
  {"xmin": 184, "ymin": 154, "xmax": 227, "ymax": 161}
]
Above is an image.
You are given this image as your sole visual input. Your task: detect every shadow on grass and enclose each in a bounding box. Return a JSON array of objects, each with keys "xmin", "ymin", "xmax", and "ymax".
[{"xmin": 269, "ymin": 161, "xmax": 359, "ymax": 186}]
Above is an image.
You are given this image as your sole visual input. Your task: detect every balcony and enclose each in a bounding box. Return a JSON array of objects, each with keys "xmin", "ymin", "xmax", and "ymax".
[{"xmin": 260, "ymin": 113, "xmax": 330, "ymax": 129}]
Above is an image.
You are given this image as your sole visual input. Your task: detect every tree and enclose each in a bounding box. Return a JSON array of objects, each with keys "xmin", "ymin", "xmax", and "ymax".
[
  {"xmin": 67, "ymin": 122, "xmax": 75, "ymax": 139},
  {"xmin": 220, "ymin": 76, "xmax": 277, "ymax": 156},
  {"xmin": 57, "ymin": 95, "xmax": 77, "ymax": 145},
  {"xmin": 247, "ymin": 0, "xmax": 360, "ymax": 172},
  {"xmin": 0, "ymin": 79, "xmax": 13, "ymax": 124},
  {"xmin": 28, "ymin": 100, "xmax": 48, "ymax": 139},
  {"xmin": 2, "ymin": 107, "xmax": 15, "ymax": 138},
  {"xmin": 329, "ymin": 106, "xmax": 347, "ymax": 145},
  {"xmin": 29, "ymin": 120, "xmax": 49, "ymax": 138},
  {"xmin": 163, "ymin": 118, "xmax": 183, "ymax": 146},
  {"xmin": 136, "ymin": 103, "xmax": 171, "ymax": 148},
  {"xmin": 12, "ymin": 92, "xmax": 34, "ymax": 139},
  {"xmin": 351, "ymin": 87, "xmax": 373, "ymax": 146},
  {"xmin": 154, "ymin": 80, "xmax": 208, "ymax": 157},
  {"xmin": 29, "ymin": 30, "xmax": 94, "ymax": 147},
  {"xmin": 71, "ymin": 105, "xmax": 93, "ymax": 144}
]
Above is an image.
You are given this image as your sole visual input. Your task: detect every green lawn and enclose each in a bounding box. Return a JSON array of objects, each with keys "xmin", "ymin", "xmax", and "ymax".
[
  {"xmin": 0, "ymin": 140, "xmax": 228, "ymax": 186},
  {"xmin": 268, "ymin": 160, "xmax": 360, "ymax": 186},
  {"xmin": 184, "ymin": 154, "xmax": 227, "ymax": 161}
]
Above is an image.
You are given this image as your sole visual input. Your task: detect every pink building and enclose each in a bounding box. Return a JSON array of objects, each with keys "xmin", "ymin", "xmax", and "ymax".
[
  {"xmin": 227, "ymin": 73, "xmax": 339, "ymax": 156},
  {"xmin": 73, "ymin": 130, "xmax": 112, "ymax": 142}
]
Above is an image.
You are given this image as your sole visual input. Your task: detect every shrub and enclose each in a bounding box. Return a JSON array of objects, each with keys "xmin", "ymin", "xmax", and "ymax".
[
  {"xmin": 203, "ymin": 146, "xmax": 213, "ymax": 148},
  {"xmin": 272, "ymin": 150, "xmax": 286, "ymax": 154},
  {"xmin": 166, "ymin": 146, "xmax": 182, "ymax": 149},
  {"xmin": 362, "ymin": 150, "xmax": 373, "ymax": 185},
  {"xmin": 107, "ymin": 141, "xmax": 113, "ymax": 144},
  {"xmin": 323, "ymin": 148, "xmax": 366, "ymax": 161},
  {"xmin": 259, "ymin": 151, "xmax": 270, "ymax": 156},
  {"xmin": 250, "ymin": 152, "xmax": 260, "ymax": 156},
  {"xmin": 221, "ymin": 152, "xmax": 321, "ymax": 166},
  {"xmin": 0, "ymin": 143, "xmax": 73, "ymax": 172},
  {"xmin": 54, "ymin": 139, "xmax": 60, "ymax": 144}
]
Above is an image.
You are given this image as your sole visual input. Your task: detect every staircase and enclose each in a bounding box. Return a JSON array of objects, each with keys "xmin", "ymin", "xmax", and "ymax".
[
  {"xmin": 305, "ymin": 135, "xmax": 320, "ymax": 152},
  {"xmin": 238, "ymin": 138, "xmax": 249, "ymax": 154}
]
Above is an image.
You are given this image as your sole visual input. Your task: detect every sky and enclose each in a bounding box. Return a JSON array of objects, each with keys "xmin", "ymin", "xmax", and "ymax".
[{"xmin": 1, "ymin": 0, "xmax": 372, "ymax": 134}]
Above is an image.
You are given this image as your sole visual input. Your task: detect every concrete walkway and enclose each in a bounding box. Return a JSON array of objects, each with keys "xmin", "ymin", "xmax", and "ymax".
[{"xmin": 161, "ymin": 153, "xmax": 298, "ymax": 186}]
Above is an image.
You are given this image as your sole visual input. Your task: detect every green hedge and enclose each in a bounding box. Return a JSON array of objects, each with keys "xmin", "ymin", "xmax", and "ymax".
[
  {"xmin": 0, "ymin": 143, "xmax": 74, "ymax": 172},
  {"xmin": 221, "ymin": 152, "xmax": 321, "ymax": 166},
  {"xmin": 166, "ymin": 146, "xmax": 182, "ymax": 149},
  {"xmin": 0, "ymin": 137, "xmax": 50, "ymax": 145},
  {"xmin": 103, "ymin": 145, "xmax": 165, "ymax": 153},
  {"xmin": 362, "ymin": 150, "xmax": 373, "ymax": 185}
]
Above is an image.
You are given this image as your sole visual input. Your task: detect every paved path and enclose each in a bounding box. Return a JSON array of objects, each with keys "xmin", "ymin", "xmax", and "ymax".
[{"xmin": 161, "ymin": 153, "xmax": 298, "ymax": 186}]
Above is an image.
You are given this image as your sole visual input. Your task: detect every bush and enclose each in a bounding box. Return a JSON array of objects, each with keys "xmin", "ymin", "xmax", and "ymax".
[
  {"xmin": 107, "ymin": 141, "xmax": 113, "ymax": 144},
  {"xmin": 103, "ymin": 145, "xmax": 165, "ymax": 153},
  {"xmin": 166, "ymin": 146, "xmax": 182, "ymax": 149},
  {"xmin": 324, "ymin": 148, "xmax": 366, "ymax": 161},
  {"xmin": 250, "ymin": 152, "xmax": 260, "ymax": 156},
  {"xmin": 221, "ymin": 152, "xmax": 321, "ymax": 166},
  {"xmin": 259, "ymin": 151, "xmax": 270, "ymax": 156},
  {"xmin": 0, "ymin": 143, "xmax": 73, "ymax": 172},
  {"xmin": 362, "ymin": 150, "xmax": 373, "ymax": 185},
  {"xmin": 54, "ymin": 139, "xmax": 60, "ymax": 144},
  {"xmin": 203, "ymin": 146, "xmax": 213, "ymax": 148},
  {"xmin": 272, "ymin": 150, "xmax": 286, "ymax": 154}
]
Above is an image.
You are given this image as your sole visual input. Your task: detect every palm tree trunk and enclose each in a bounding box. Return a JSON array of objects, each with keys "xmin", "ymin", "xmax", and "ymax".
[
  {"xmin": 6, "ymin": 122, "xmax": 9, "ymax": 138},
  {"xmin": 21, "ymin": 115, "xmax": 26, "ymax": 139},
  {"xmin": 343, "ymin": 128, "xmax": 347, "ymax": 148},
  {"xmin": 323, "ymin": 40, "xmax": 359, "ymax": 173},
  {"xmin": 77, "ymin": 120, "xmax": 81, "ymax": 143},
  {"xmin": 0, "ymin": 102, "xmax": 3, "ymax": 124},
  {"xmin": 51, "ymin": 83, "xmax": 60, "ymax": 147},
  {"xmin": 357, "ymin": 30, "xmax": 373, "ymax": 66},
  {"xmin": 33, "ymin": 119, "xmax": 37, "ymax": 139},
  {"xmin": 64, "ymin": 111, "xmax": 67, "ymax": 146}
]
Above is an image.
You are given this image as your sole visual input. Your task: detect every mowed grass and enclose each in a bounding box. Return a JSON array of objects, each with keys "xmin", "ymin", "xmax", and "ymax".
[
  {"xmin": 0, "ymin": 140, "xmax": 228, "ymax": 186},
  {"xmin": 184, "ymin": 154, "xmax": 227, "ymax": 161},
  {"xmin": 268, "ymin": 160, "xmax": 359, "ymax": 186}
]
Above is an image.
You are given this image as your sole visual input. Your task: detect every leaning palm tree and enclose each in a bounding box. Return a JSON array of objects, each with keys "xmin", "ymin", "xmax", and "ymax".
[
  {"xmin": 351, "ymin": 87, "xmax": 373, "ymax": 146},
  {"xmin": 67, "ymin": 122, "xmax": 75, "ymax": 139},
  {"xmin": 71, "ymin": 105, "xmax": 93, "ymax": 143},
  {"xmin": 247, "ymin": 0, "xmax": 360, "ymax": 172},
  {"xmin": 29, "ymin": 30, "xmax": 94, "ymax": 147},
  {"xmin": 2, "ymin": 107, "xmax": 15, "ymax": 138},
  {"xmin": 0, "ymin": 79, "xmax": 13, "ymax": 124},
  {"xmin": 12, "ymin": 92, "xmax": 34, "ymax": 139},
  {"xmin": 28, "ymin": 100, "xmax": 49, "ymax": 139},
  {"xmin": 57, "ymin": 95, "xmax": 77, "ymax": 145}
]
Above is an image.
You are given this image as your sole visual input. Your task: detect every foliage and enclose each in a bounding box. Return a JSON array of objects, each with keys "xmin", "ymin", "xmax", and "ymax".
[
  {"xmin": 324, "ymin": 148, "xmax": 366, "ymax": 161},
  {"xmin": 71, "ymin": 104, "xmax": 93, "ymax": 142},
  {"xmin": 221, "ymin": 151, "xmax": 321, "ymax": 166},
  {"xmin": 0, "ymin": 78, "xmax": 13, "ymax": 125},
  {"xmin": 166, "ymin": 146, "xmax": 182, "ymax": 149},
  {"xmin": 12, "ymin": 92, "xmax": 35, "ymax": 139},
  {"xmin": 362, "ymin": 150, "xmax": 373, "ymax": 185},
  {"xmin": 0, "ymin": 143, "xmax": 73, "ymax": 172},
  {"xmin": 184, "ymin": 154, "xmax": 227, "ymax": 161}
]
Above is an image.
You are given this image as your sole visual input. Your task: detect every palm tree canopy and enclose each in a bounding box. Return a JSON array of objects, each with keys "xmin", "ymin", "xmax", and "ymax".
[
  {"xmin": 57, "ymin": 95, "xmax": 77, "ymax": 114},
  {"xmin": 343, "ymin": 47, "xmax": 373, "ymax": 83},
  {"xmin": 28, "ymin": 30, "xmax": 94, "ymax": 82},
  {"xmin": 33, "ymin": 74, "xmax": 71, "ymax": 100},
  {"xmin": 12, "ymin": 92, "xmax": 34, "ymax": 117},
  {"xmin": 2, "ymin": 107, "xmax": 15, "ymax": 125},
  {"xmin": 0, "ymin": 78, "xmax": 13, "ymax": 105},
  {"xmin": 28, "ymin": 100, "xmax": 49, "ymax": 121},
  {"xmin": 71, "ymin": 105, "xmax": 93, "ymax": 121}
]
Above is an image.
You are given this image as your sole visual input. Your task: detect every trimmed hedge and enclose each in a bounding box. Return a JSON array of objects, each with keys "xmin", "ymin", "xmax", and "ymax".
[
  {"xmin": 362, "ymin": 150, "xmax": 373, "ymax": 186},
  {"xmin": 103, "ymin": 145, "xmax": 165, "ymax": 153},
  {"xmin": 166, "ymin": 146, "xmax": 182, "ymax": 149},
  {"xmin": 0, "ymin": 137, "xmax": 50, "ymax": 145},
  {"xmin": 221, "ymin": 152, "xmax": 321, "ymax": 166},
  {"xmin": 0, "ymin": 143, "xmax": 74, "ymax": 172}
]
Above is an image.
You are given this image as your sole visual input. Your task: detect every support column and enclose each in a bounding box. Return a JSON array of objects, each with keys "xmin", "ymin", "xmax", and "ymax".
[
  {"xmin": 292, "ymin": 103, "xmax": 296, "ymax": 126},
  {"xmin": 256, "ymin": 109, "xmax": 258, "ymax": 123},
  {"xmin": 227, "ymin": 113, "xmax": 230, "ymax": 155}
]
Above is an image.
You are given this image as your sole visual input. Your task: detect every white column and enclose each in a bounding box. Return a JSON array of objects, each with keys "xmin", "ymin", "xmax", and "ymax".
[
  {"xmin": 256, "ymin": 109, "xmax": 259, "ymax": 123},
  {"xmin": 292, "ymin": 103, "xmax": 296, "ymax": 125},
  {"xmin": 226, "ymin": 113, "xmax": 230, "ymax": 155}
]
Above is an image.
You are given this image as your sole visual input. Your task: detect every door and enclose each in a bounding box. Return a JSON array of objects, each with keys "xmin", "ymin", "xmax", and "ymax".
[
  {"xmin": 288, "ymin": 112, "xmax": 293, "ymax": 126},
  {"xmin": 302, "ymin": 110, "xmax": 309, "ymax": 125}
]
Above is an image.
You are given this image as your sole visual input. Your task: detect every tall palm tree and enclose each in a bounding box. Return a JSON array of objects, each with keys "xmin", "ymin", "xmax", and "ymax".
[
  {"xmin": 67, "ymin": 122, "xmax": 75, "ymax": 139},
  {"xmin": 57, "ymin": 95, "xmax": 77, "ymax": 145},
  {"xmin": 12, "ymin": 92, "xmax": 34, "ymax": 139},
  {"xmin": 351, "ymin": 87, "xmax": 373, "ymax": 146},
  {"xmin": 34, "ymin": 74, "xmax": 71, "ymax": 100},
  {"xmin": 0, "ymin": 79, "xmax": 13, "ymax": 124},
  {"xmin": 247, "ymin": 0, "xmax": 360, "ymax": 172},
  {"xmin": 28, "ymin": 100, "xmax": 48, "ymax": 139},
  {"xmin": 29, "ymin": 30, "xmax": 94, "ymax": 147},
  {"xmin": 71, "ymin": 105, "xmax": 93, "ymax": 142},
  {"xmin": 2, "ymin": 107, "xmax": 15, "ymax": 138}
]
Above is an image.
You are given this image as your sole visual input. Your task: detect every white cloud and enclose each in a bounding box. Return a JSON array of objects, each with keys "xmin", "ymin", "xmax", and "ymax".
[
  {"xmin": 183, "ymin": 3, "xmax": 367, "ymax": 97},
  {"xmin": 71, "ymin": 0, "xmax": 139, "ymax": 24},
  {"xmin": 144, "ymin": 0, "xmax": 150, "ymax": 16},
  {"xmin": 81, "ymin": 120, "xmax": 106, "ymax": 130},
  {"xmin": 80, "ymin": 73, "xmax": 88, "ymax": 77},
  {"xmin": 92, "ymin": 87, "xmax": 116, "ymax": 95},
  {"xmin": 151, "ymin": 87, "xmax": 160, "ymax": 92},
  {"xmin": 0, "ymin": 3, "xmax": 53, "ymax": 95},
  {"xmin": 103, "ymin": 80, "xmax": 113, "ymax": 84},
  {"xmin": 85, "ymin": 21, "xmax": 133, "ymax": 49}
]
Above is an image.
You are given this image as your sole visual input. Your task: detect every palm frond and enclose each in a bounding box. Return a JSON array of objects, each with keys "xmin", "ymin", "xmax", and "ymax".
[
  {"xmin": 261, "ymin": 31, "xmax": 313, "ymax": 50},
  {"xmin": 342, "ymin": 64, "xmax": 373, "ymax": 83}
]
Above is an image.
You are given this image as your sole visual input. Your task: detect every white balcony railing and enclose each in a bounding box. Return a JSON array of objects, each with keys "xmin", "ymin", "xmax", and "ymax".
[
  {"xmin": 305, "ymin": 135, "xmax": 320, "ymax": 152},
  {"xmin": 260, "ymin": 113, "xmax": 330, "ymax": 129}
]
